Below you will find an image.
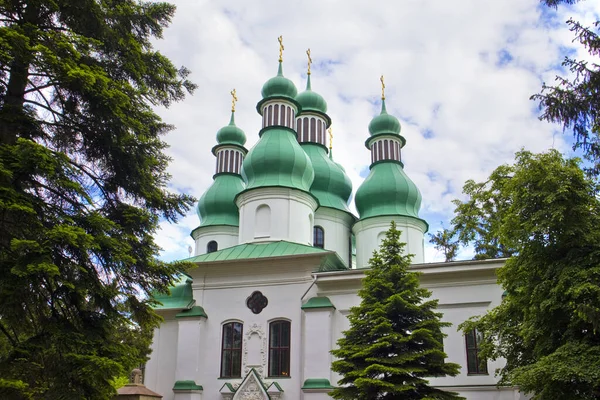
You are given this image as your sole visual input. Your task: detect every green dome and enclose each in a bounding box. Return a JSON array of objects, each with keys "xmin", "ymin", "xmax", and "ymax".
[
  {"xmin": 355, "ymin": 162, "xmax": 422, "ymax": 220},
  {"xmin": 296, "ymin": 75, "xmax": 327, "ymax": 114},
  {"xmin": 302, "ymin": 144, "xmax": 352, "ymax": 213},
  {"xmin": 261, "ymin": 62, "xmax": 298, "ymax": 100},
  {"xmin": 368, "ymin": 99, "xmax": 401, "ymax": 137},
  {"xmin": 242, "ymin": 128, "xmax": 314, "ymax": 192},
  {"xmin": 216, "ymin": 112, "xmax": 246, "ymax": 146},
  {"xmin": 197, "ymin": 174, "xmax": 245, "ymax": 227}
]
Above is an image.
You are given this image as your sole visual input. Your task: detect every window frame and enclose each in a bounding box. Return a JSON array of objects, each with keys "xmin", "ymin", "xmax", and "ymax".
[
  {"xmin": 313, "ymin": 226, "xmax": 324, "ymax": 249},
  {"xmin": 207, "ymin": 240, "xmax": 218, "ymax": 253},
  {"xmin": 268, "ymin": 320, "xmax": 291, "ymax": 378},
  {"xmin": 465, "ymin": 328, "xmax": 488, "ymax": 375},
  {"xmin": 220, "ymin": 321, "xmax": 243, "ymax": 378}
]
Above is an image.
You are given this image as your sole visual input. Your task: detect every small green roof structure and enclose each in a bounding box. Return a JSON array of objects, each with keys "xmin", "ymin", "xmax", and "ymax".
[
  {"xmin": 152, "ymin": 275, "xmax": 195, "ymax": 311},
  {"xmin": 216, "ymin": 111, "xmax": 246, "ymax": 147},
  {"xmin": 296, "ymin": 74, "xmax": 327, "ymax": 114},
  {"xmin": 260, "ymin": 61, "xmax": 298, "ymax": 101},
  {"xmin": 368, "ymin": 99, "xmax": 402, "ymax": 139},
  {"xmin": 196, "ymin": 174, "xmax": 245, "ymax": 227}
]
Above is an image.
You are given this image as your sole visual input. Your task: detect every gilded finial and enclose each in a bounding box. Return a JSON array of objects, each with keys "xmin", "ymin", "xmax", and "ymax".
[
  {"xmin": 230, "ymin": 89, "xmax": 238, "ymax": 112},
  {"xmin": 380, "ymin": 75, "xmax": 385, "ymax": 100},
  {"xmin": 328, "ymin": 126, "xmax": 333, "ymax": 151},
  {"xmin": 306, "ymin": 48, "xmax": 312, "ymax": 75},
  {"xmin": 278, "ymin": 36, "xmax": 284, "ymax": 62}
]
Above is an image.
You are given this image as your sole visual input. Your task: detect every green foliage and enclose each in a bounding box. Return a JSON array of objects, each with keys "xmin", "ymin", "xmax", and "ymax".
[
  {"xmin": 0, "ymin": 0, "xmax": 196, "ymax": 398},
  {"xmin": 428, "ymin": 226, "xmax": 459, "ymax": 262},
  {"xmin": 532, "ymin": 0, "xmax": 600, "ymax": 177},
  {"xmin": 458, "ymin": 150, "xmax": 600, "ymax": 399},
  {"xmin": 330, "ymin": 222, "xmax": 463, "ymax": 400}
]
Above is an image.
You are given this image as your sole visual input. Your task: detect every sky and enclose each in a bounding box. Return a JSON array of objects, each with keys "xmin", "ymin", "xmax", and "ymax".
[{"xmin": 152, "ymin": 0, "xmax": 600, "ymax": 263}]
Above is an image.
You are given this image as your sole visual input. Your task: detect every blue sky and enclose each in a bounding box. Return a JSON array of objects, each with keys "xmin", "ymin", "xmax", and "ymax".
[{"xmin": 152, "ymin": 0, "xmax": 599, "ymax": 262}]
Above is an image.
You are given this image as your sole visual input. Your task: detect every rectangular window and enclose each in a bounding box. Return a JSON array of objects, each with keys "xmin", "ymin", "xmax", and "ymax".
[
  {"xmin": 269, "ymin": 320, "xmax": 291, "ymax": 377},
  {"xmin": 465, "ymin": 329, "xmax": 488, "ymax": 374},
  {"xmin": 221, "ymin": 322, "xmax": 243, "ymax": 378}
]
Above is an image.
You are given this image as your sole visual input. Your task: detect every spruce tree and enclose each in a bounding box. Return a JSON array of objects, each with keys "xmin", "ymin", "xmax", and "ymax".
[
  {"xmin": 0, "ymin": 1, "xmax": 195, "ymax": 398},
  {"xmin": 331, "ymin": 222, "xmax": 462, "ymax": 400}
]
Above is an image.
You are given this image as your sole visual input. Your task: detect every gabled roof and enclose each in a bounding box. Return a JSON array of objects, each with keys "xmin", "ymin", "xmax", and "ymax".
[{"xmin": 182, "ymin": 240, "xmax": 348, "ymax": 272}]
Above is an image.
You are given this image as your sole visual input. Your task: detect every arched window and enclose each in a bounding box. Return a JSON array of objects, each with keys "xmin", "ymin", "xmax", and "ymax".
[
  {"xmin": 221, "ymin": 322, "xmax": 243, "ymax": 378},
  {"xmin": 465, "ymin": 329, "xmax": 488, "ymax": 374},
  {"xmin": 269, "ymin": 320, "xmax": 291, "ymax": 377},
  {"xmin": 313, "ymin": 226, "xmax": 324, "ymax": 249},
  {"xmin": 207, "ymin": 240, "xmax": 218, "ymax": 253}
]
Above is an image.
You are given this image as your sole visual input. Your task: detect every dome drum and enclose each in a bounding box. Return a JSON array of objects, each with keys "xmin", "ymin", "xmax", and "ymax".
[
  {"xmin": 214, "ymin": 147, "xmax": 245, "ymax": 175},
  {"xmin": 296, "ymin": 114, "xmax": 329, "ymax": 147},
  {"xmin": 369, "ymin": 136, "xmax": 403, "ymax": 165},
  {"xmin": 261, "ymin": 100, "xmax": 297, "ymax": 131}
]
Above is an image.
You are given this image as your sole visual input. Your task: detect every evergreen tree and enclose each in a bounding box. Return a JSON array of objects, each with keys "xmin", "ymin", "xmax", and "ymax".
[
  {"xmin": 457, "ymin": 150, "xmax": 600, "ymax": 399},
  {"xmin": 0, "ymin": 1, "xmax": 195, "ymax": 398},
  {"xmin": 428, "ymin": 226, "xmax": 459, "ymax": 262},
  {"xmin": 330, "ymin": 222, "xmax": 462, "ymax": 400}
]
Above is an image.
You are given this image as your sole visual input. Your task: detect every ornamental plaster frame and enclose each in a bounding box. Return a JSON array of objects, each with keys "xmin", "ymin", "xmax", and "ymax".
[{"xmin": 242, "ymin": 323, "xmax": 268, "ymax": 378}]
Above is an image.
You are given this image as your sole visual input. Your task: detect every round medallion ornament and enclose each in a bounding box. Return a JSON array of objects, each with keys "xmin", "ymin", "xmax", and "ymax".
[{"xmin": 246, "ymin": 291, "xmax": 268, "ymax": 314}]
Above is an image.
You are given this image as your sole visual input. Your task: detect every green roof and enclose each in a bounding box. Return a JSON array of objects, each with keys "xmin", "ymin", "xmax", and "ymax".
[
  {"xmin": 176, "ymin": 305, "xmax": 208, "ymax": 319},
  {"xmin": 302, "ymin": 378, "xmax": 334, "ymax": 390},
  {"xmin": 197, "ymin": 174, "xmax": 245, "ymax": 227},
  {"xmin": 368, "ymin": 99, "xmax": 402, "ymax": 138},
  {"xmin": 355, "ymin": 162, "xmax": 423, "ymax": 221},
  {"xmin": 183, "ymin": 241, "xmax": 347, "ymax": 271},
  {"xmin": 173, "ymin": 380, "xmax": 203, "ymax": 391},
  {"xmin": 261, "ymin": 61, "xmax": 298, "ymax": 100},
  {"xmin": 216, "ymin": 111, "xmax": 247, "ymax": 146},
  {"xmin": 296, "ymin": 74, "xmax": 328, "ymax": 114},
  {"xmin": 241, "ymin": 127, "xmax": 314, "ymax": 193},
  {"xmin": 301, "ymin": 296, "xmax": 335, "ymax": 310},
  {"xmin": 302, "ymin": 143, "xmax": 353, "ymax": 214},
  {"xmin": 152, "ymin": 276, "xmax": 195, "ymax": 310}
]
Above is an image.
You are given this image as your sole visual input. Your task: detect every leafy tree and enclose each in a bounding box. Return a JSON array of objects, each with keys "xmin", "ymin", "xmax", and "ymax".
[
  {"xmin": 331, "ymin": 222, "xmax": 462, "ymax": 400},
  {"xmin": 458, "ymin": 150, "xmax": 600, "ymax": 400},
  {"xmin": 0, "ymin": 0, "xmax": 195, "ymax": 398},
  {"xmin": 532, "ymin": 0, "xmax": 600, "ymax": 177},
  {"xmin": 428, "ymin": 226, "xmax": 459, "ymax": 262}
]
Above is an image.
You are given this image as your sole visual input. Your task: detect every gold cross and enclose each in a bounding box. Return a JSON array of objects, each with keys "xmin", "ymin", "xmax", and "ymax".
[
  {"xmin": 278, "ymin": 36, "xmax": 284, "ymax": 62},
  {"xmin": 328, "ymin": 126, "xmax": 333, "ymax": 151},
  {"xmin": 380, "ymin": 75, "xmax": 385, "ymax": 100},
  {"xmin": 307, "ymin": 48, "xmax": 312, "ymax": 75},
  {"xmin": 230, "ymin": 89, "xmax": 238, "ymax": 112}
]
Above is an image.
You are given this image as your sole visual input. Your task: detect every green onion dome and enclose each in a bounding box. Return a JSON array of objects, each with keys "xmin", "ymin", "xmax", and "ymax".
[
  {"xmin": 241, "ymin": 127, "xmax": 314, "ymax": 192},
  {"xmin": 216, "ymin": 112, "xmax": 246, "ymax": 146},
  {"xmin": 296, "ymin": 75, "xmax": 327, "ymax": 114},
  {"xmin": 355, "ymin": 162, "xmax": 422, "ymax": 220},
  {"xmin": 261, "ymin": 62, "xmax": 298, "ymax": 100},
  {"xmin": 301, "ymin": 144, "xmax": 352, "ymax": 213},
  {"xmin": 197, "ymin": 174, "xmax": 245, "ymax": 227},
  {"xmin": 368, "ymin": 99, "xmax": 401, "ymax": 137}
]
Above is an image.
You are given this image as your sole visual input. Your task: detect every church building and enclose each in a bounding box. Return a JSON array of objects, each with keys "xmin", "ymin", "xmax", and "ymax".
[{"xmin": 144, "ymin": 42, "xmax": 526, "ymax": 400}]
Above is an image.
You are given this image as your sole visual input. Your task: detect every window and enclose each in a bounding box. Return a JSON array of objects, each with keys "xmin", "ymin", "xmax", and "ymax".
[
  {"xmin": 220, "ymin": 322, "xmax": 243, "ymax": 378},
  {"xmin": 313, "ymin": 226, "xmax": 324, "ymax": 249},
  {"xmin": 207, "ymin": 240, "xmax": 218, "ymax": 253},
  {"xmin": 465, "ymin": 329, "xmax": 488, "ymax": 374},
  {"xmin": 269, "ymin": 320, "xmax": 291, "ymax": 377}
]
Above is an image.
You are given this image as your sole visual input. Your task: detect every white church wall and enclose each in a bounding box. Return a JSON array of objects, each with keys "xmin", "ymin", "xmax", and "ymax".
[
  {"xmin": 146, "ymin": 317, "xmax": 179, "ymax": 400},
  {"xmin": 192, "ymin": 225, "xmax": 239, "ymax": 256},
  {"xmin": 313, "ymin": 207, "xmax": 354, "ymax": 267},
  {"xmin": 237, "ymin": 187, "xmax": 317, "ymax": 245},
  {"xmin": 353, "ymin": 215, "xmax": 427, "ymax": 268}
]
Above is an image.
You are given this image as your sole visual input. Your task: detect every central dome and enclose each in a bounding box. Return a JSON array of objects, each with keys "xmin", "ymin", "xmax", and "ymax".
[{"xmin": 241, "ymin": 128, "xmax": 314, "ymax": 192}]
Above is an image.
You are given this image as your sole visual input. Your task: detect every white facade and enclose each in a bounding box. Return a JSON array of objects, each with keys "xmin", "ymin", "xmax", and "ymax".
[
  {"xmin": 313, "ymin": 207, "xmax": 354, "ymax": 267},
  {"xmin": 193, "ymin": 225, "xmax": 239, "ymax": 256},
  {"xmin": 146, "ymin": 257, "xmax": 528, "ymax": 400}
]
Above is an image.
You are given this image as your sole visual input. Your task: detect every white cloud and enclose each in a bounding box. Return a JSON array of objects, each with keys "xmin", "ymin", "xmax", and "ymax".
[{"xmin": 153, "ymin": 0, "xmax": 599, "ymax": 262}]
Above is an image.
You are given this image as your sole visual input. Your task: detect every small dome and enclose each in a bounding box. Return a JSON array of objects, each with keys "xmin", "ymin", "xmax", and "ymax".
[
  {"xmin": 355, "ymin": 162, "xmax": 422, "ymax": 220},
  {"xmin": 216, "ymin": 112, "xmax": 246, "ymax": 146},
  {"xmin": 296, "ymin": 75, "xmax": 327, "ymax": 114},
  {"xmin": 197, "ymin": 174, "xmax": 245, "ymax": 227},
  {"xmin": 302, "ymin": 144, "xmax": 352, "ymax": 213},
  {"xmin": 368, "ymin": 99, "xmax": 401, "ymax": 137},
  {"xmin": 242, "ymin": 127, "xmax": 314, "ymax": 192},
  {"xmin": 261, "ymin": 62, "xmax": 298, "ymax": 100}
]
